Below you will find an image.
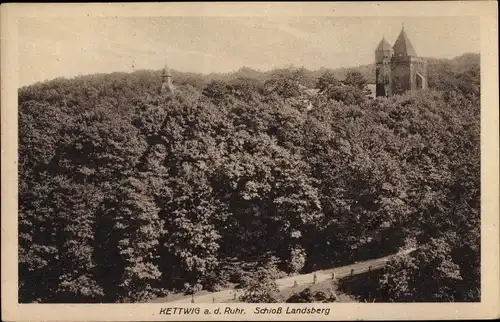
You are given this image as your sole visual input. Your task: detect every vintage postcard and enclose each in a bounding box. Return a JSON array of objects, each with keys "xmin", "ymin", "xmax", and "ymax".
[{"xmin": 1, "ymin": 1, "xmax": 499, "ymax": 321}]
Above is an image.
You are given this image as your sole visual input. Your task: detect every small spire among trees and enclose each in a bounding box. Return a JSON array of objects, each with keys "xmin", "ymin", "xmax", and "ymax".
[{"xmin": 161, "ymin": 63, "xmax": 175, "ymax": 95}]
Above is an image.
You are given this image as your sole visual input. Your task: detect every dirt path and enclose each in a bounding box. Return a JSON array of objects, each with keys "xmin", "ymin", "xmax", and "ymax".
[{"xmin": 150, "ymin": 248, "xmax": 415, "ymax": 303}]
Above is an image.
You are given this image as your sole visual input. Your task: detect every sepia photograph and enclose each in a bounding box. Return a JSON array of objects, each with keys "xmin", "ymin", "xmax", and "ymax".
[{"xmin": 1, "ymin": 2, "xmax": 499, "ymax": 321}]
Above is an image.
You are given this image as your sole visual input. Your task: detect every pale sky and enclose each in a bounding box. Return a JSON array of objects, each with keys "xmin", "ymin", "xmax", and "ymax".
[{"xmin": 18, "ymin": 16, "xmax": 480, "ymax": 87}]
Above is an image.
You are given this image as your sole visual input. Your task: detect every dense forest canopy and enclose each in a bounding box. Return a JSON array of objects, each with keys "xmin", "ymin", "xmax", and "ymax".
[{"xmin": 19, "ymin": 53, "xmax": 480, "ymax": 303}]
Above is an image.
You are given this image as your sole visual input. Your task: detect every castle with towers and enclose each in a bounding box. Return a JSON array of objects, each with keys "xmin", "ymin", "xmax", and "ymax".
[
  {"xmin": 375, "ymin": 26, "xmax": 428, "ymax": 97},
  {"xmin": 160, "ymin": 26, "xmax": 427, "ymax": 99}
]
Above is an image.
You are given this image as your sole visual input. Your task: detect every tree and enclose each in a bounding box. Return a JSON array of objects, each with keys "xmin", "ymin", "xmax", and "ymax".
[
  {"xmin": 264, "ymin": 70, "xmax": 302, "ymax": 99},
  {"xmin": 239, "ymin": 265, "xmax": 282, "ymax": 303},
  {"xmin": 324, "ymin": 85, "xmax": 366, "ymax": 105},
  {"xmin": 344, "ymin": 71, "xmax": 367, "ymax": 90},
  {"xmin": 202, "ymin": 80, "xmax": 231, "ymax": 104},
  {"xmin": 228, "ymin": 77, "xmax": 264, "ymax": 102},
  {"xmin": 316, "ymin": 71, "xmax": 340, "ymax": 93},
  {"xmin": 18, "ymin": 63, "xmax": 480, "ymax": 303},
  {"xmin": 97, "ymin": 177, "xmax": 164, "ymax": 302}
]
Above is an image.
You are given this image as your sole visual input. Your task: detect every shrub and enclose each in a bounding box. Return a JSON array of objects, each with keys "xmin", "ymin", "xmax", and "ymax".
[
  {"xmin": 286, "ymin": 288, "xmax": 314, "ymax": 303},
  {"xmin": 287, "ymin": 247, "xmax": 307, "ymax": 274},
  {"xmin": 239, "ymin": 264, "xmax": 283, "ymax": 303}
]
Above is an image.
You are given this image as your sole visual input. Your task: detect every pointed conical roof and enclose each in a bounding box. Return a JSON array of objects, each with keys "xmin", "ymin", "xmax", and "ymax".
[
  {"xmin": 376, "ymin": 37, "xmax": 393, "ymax": 51},
  {"xmin": 393, "ymin": 27, "xmax": 417, "ymax": 56}
]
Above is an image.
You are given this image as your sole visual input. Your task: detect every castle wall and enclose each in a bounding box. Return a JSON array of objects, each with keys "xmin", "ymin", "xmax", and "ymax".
[
  {"xmin": 390, "ymin": 58, "xmax": 411, "ymax": 94},
  {"xmin": 376, "ymin": 60, "xmax": 392, "ymax": 97},
  {"xmin": 410, "ymin": 58, "xmax": 428, "ymax": 90}
]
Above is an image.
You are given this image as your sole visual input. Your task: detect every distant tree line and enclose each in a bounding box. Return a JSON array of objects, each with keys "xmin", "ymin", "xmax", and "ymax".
[{"xmin": 18, "ymin": 53, "xmax": 480, "ymax": 303}]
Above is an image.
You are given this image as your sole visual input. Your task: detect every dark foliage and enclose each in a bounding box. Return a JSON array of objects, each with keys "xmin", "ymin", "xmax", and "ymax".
[
  {"xmin": 18, "ymin": 54, "xmax": 480, "ymax": 302},
  {"xmin": 286, "ymin": 287, "xmax": 337, "ymax": 303}
]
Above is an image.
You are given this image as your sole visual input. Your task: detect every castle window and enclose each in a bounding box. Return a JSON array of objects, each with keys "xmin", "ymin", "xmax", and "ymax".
[{"xmin": 416, "ymin": 72, "xmax": 424, "ymax": 89}]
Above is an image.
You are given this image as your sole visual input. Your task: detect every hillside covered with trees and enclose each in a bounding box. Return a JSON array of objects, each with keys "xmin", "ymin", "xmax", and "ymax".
[{"xmin": 19, "ymin": 53, "xmax": 480, "ymax": 303}]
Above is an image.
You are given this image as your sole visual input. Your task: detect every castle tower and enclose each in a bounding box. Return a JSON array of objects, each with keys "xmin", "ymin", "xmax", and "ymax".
[
  {"xmin": 161, "ymin": 64, "xmax": 175, "ymax": 95},
  {"xmin": 375, "ymin": 37, "xmax": 394, "ymax": 97},
  {"xmin": 390, "ymin": 26, "xmax": 428, "ymax": 95}
]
